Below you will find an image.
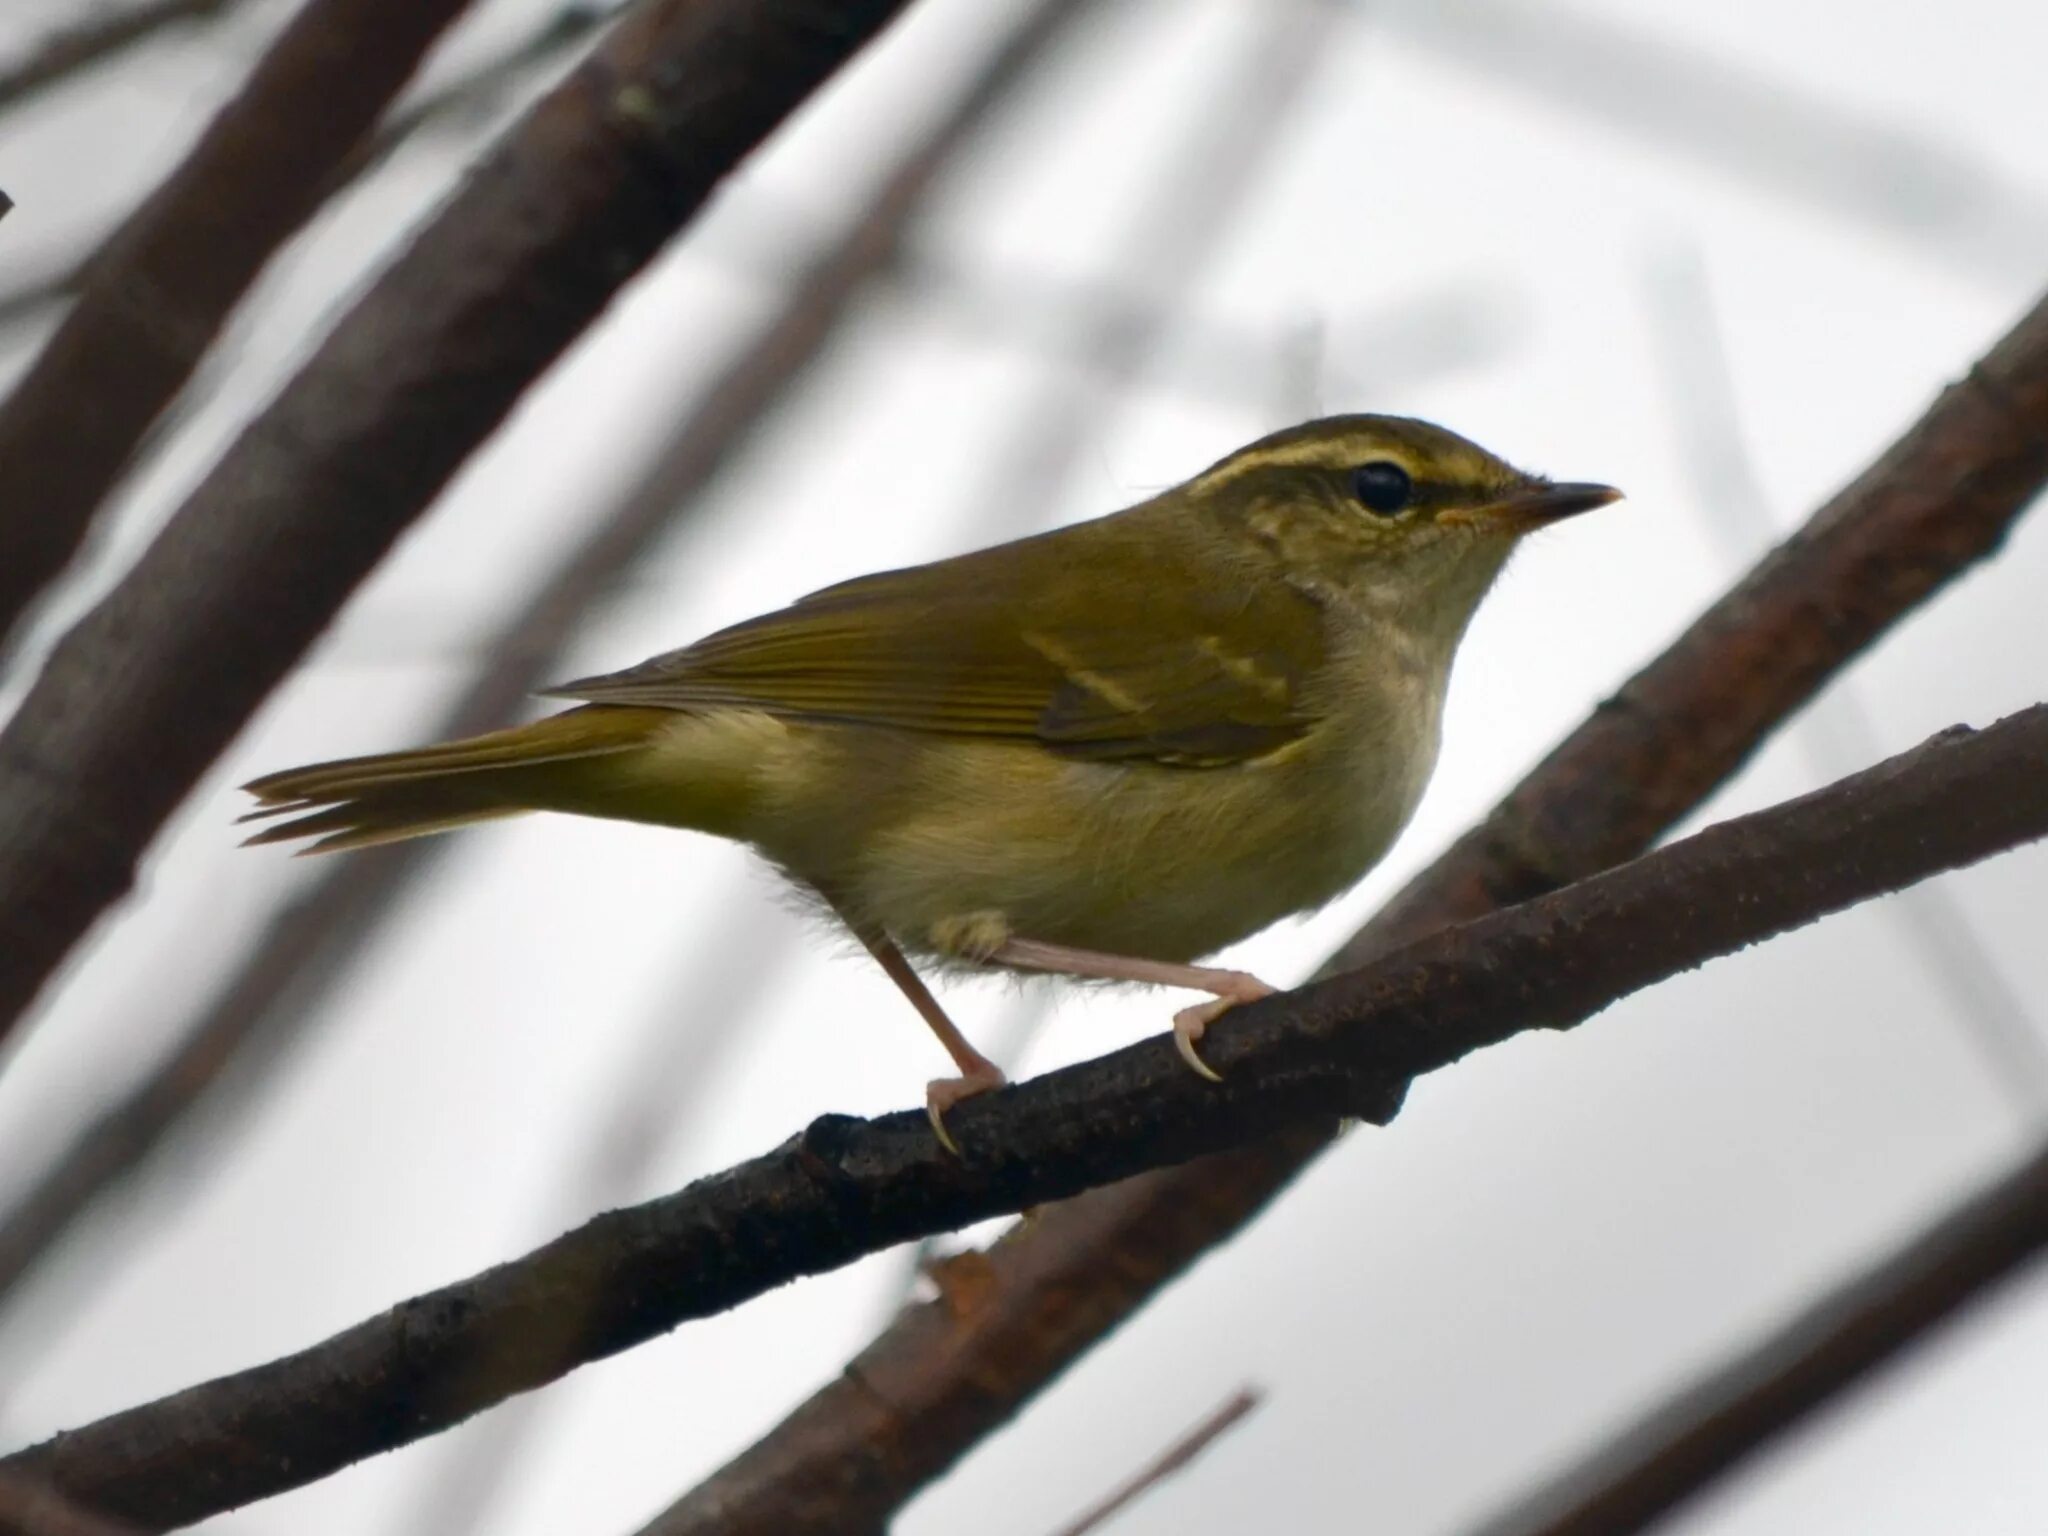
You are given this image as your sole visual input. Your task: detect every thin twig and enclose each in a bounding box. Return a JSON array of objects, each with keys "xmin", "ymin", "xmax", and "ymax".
[
  {"xmin": 0, "ymin": 0, "xmax": 919, "ymax": 1049},
  {"xmin": 0, "ymin": 0, "xmax": 245, "ymax": 116},
  {"xmin": 5, "ymin": 704, "xmax": 2045, "ymax": 1531},
  {"xmin": 0, "ymin": 0, "xmax": 485, "ymax": 655},
  {"xmin": 1385, "ymin": 0, "xmax": 2048, "ymax": 283},
  {"xmin": 1047, "ymin": 1386, "xmax": 1262, "ymax": 1536},
  {"xmin": 1461, "ymin": 1138, "xmax": 2048, "ymax": 1536},
  {"xmin": 644, "ymin": 281, "xmax": 2048, "ymax": 1532}
]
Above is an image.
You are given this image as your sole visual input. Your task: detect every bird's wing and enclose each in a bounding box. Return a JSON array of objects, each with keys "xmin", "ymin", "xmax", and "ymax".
[{"xmin": 546, "ymin": 529, "xmax": 1327, "ymax": 767}]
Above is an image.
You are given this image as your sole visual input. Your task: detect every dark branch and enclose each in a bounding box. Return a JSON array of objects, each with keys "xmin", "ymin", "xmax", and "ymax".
[
  {"xmin": 1464, "ymin": 1139, "xmax": 2048, "ymax": 1536},
  {"xmin": 0, "ymin": 0, "xmax": 243, "ymax": 116},
  {"xmin": 650, "ymin": 280, "xmax": 2048, "ymax": 1532},
  {"xmin": 4, "ymin": 704, "xmax": 2045, "ymax": 1532},
  {"xmin": 0, "ymin": 0, "xmax": 484, "ymax": 654},
  {"xmin": 0, "ymin": 0, "xmax": 918, "ymax": 1046}
]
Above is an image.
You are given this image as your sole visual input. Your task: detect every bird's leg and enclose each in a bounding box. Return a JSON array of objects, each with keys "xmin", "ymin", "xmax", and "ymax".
[
  {"xmin": 849, "ymin": 926, "xmax": 1005, "ymax": 1154},
  {"xmin": 984, "ymin": 936, "xmax": 1273, "ymax": 1083}
]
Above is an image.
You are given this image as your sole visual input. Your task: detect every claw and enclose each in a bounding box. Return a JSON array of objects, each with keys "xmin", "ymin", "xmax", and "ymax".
[
  {"xmin": 1172, "ymin": 1001, "xmax": 1227, "ymax": 1083},
  {"xmin": 1171, "ymin": 973, "xmax": 1274, "ymax": 1084},
  {"xmin": 925, "ymin": 1065, "xmax": 1006, "ymax": 1157}
]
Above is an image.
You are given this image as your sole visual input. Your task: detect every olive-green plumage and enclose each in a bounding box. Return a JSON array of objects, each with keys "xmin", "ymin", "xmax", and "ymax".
[{"xmin": 246, "ymin": 415, "xmax": 1615, "ymax": 1015}]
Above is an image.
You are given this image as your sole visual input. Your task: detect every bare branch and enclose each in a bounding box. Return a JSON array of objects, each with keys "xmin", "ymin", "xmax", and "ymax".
[
  {"xmin": 0, "ymin": 0, "xmax": 244, "ymax": 116},
  {"xmin": 1046, "ymin": 1386, "xmax": 1262, "ymax": 1536},
  {"xmin": 5, "ymin": 703, "xmax": 2046, "ymax": 1531},
  {"xmin": 1464, "ymin": 1139, "xmax": 2048, "ymax": 1536},
  {"xmin": 0, "ymin": 0, "xmax": 486, "ymax": 653},
  {"xmin": 0, "ymin": 0, "xmax": 919, "ymax": 1048},
  {"xmin": 648, "ymin": 282, "xmax": 2048, "ymax": 1529}
]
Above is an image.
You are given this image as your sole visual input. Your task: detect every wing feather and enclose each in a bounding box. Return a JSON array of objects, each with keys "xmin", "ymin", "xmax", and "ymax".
[{"xmin": 548, "ymin": 524, "xmax": 1327, "ymax": 766}]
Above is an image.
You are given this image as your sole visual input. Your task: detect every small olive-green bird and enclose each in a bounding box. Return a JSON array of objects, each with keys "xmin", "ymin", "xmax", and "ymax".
[{"xmin": 246, "ymin": 416, "xmax": 1617, "ymax": 1145}]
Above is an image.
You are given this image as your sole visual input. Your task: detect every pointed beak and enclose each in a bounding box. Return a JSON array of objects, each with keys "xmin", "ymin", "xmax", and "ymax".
[{"xmin": 1446, "ymin": 480, "xmax": 1623, "ymax": 534}]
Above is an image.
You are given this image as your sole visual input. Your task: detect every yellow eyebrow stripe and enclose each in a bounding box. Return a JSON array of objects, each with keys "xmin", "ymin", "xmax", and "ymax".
[{"xmin": 1193, "ymin": 439, "xmax": 1408, "ymax": 492}]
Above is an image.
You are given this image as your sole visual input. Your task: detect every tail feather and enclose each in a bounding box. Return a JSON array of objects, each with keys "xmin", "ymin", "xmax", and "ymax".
[{"xmin": 243, "ymin": 706, "xmax": 665, "ymax": 854}]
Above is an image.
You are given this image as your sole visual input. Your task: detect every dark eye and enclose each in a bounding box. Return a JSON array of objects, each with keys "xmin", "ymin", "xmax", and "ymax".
[{"xmin": 1349, "ymin": 460, "xmax": 1412, "ymax": 516}]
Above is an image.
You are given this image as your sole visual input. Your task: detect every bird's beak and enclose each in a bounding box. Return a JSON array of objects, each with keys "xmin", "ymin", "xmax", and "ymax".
[{"xmin": 1445, "ymin": 481, "xmax": 1623, "ymax": 534}]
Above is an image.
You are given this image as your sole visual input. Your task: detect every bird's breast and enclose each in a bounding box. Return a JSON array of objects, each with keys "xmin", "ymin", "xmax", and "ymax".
[{"xmin": 813, "ymin": 668, "xmax": 1444, "ymax": 966}]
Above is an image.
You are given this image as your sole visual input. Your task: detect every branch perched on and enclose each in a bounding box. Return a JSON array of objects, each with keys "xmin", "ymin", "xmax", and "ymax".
[
  {"xmin": 0, "ymin": 0, "xmax": 918, "ymax": 1046},
  {"xmin": 645, "ymin": 282, "xmax": 2048, "ymax": 1534},
  {"xmin": 3, "ymin": 704, "xmax": 2044, "ymax": 1532}
]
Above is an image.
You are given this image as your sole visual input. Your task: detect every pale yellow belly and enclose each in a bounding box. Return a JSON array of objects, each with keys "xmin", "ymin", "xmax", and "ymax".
[{"xmin": 786, "ymin": 716, "xmax": 1435, "ymax": 963}]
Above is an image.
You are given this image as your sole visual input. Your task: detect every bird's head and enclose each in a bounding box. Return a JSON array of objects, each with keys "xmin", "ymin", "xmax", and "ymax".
[{"xmin": 1185, "ymin": 413, "xmax": 1621, "ymax": 642}]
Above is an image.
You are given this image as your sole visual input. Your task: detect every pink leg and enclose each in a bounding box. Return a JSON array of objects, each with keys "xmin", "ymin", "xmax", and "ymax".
[
  {"xmin": 851, "ymin": 928, "xmax": 1005, "ymax": 1154},
  {"xmin": 987, "ymin": 936, "xmax": 1273, "ymax": 1083}
]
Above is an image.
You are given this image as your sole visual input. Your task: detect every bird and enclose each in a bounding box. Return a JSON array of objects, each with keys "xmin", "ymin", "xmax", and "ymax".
[{"xmin": 243, "ymin": 414, "xmax": 1619, "ymax": 1149}]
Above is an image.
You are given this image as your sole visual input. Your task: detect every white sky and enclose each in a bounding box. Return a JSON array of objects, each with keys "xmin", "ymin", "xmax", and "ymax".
[{"xmin": 1, "ymin": 0, "xmax": 2045, "ymax": 1532}]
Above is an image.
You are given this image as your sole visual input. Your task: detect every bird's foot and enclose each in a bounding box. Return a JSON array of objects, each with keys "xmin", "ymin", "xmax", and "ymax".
[
  {"xmin": 926, "ymin": 1060, "xmax": 1008, "ymax": 1157},
  {"xmin": 1171, "ymin": 972, "xmax": 1275, "ymax": 1083}
]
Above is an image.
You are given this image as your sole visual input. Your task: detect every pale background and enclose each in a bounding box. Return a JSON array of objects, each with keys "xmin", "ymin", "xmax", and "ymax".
[{"xmin": 1, "ymin": 0, "xmax": 2045, "ymax": 1531}]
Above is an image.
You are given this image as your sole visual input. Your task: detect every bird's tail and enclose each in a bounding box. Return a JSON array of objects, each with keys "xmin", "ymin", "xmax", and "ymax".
[{"xmin": 242, "ymin": 706, "xmax": 677, "ymax": 854}]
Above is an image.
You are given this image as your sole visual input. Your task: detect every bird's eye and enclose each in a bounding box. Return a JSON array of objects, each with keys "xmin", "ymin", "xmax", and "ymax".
[{"xmin": 1349, "ymin": 460, "xmax": 1412, "ymax": 516}]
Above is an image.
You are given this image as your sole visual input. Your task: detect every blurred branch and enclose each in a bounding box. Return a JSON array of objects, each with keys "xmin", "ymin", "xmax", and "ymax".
[
  {"xmin": 0, "ymin": 0, "xmax": 484, "ymax": 656},
  {"xmin": 0, "ymin": 0, "xmax": 919, "ymax": 1048},
  {"xmin": 0, "ymin": 0, "xmax": 1100, "ymax": 1344},
  {"xmin": 1046, "ymin": 1386, "xmax": 1262, "ymax": 1536},
  {"xmin": 953, "ymin": 0, "xmax": 1341, "ymax": 546},
  {"xmin": 0, "ymin": 0, "xmax": 246, "ymax": 116},
  {"xmin": 389, "ymin": 903, "xmax": 807, "ymax": 1536},
  {"xmin": 6, "ymin": 703, "xmax": 2047, "ymax": 1531},
  {"xmin": 1643, "ymin": 244, "xmax": 2048, "ymax": 1121},
  {"xmin": 1385, "ymin": 0, "xmax": 2048, "ymax": 284},
  {"xmin": 1464, "ymin": 1141, "xmax": 2048, "ymax": 1536},
  {"xmin": 0, "ymin": 225, "xmax": 1502, "ymax": 412},
  {"xmin": 365, "ymin": 1, "xmax": 614, "ymax": 161},
  {"xmin": 0, "ymin": 2, "xmax": 613, "ymax": 344},
  {"xmin": 644, "ymin": 284, "xmax": 2048, "ymax": 1529}
]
